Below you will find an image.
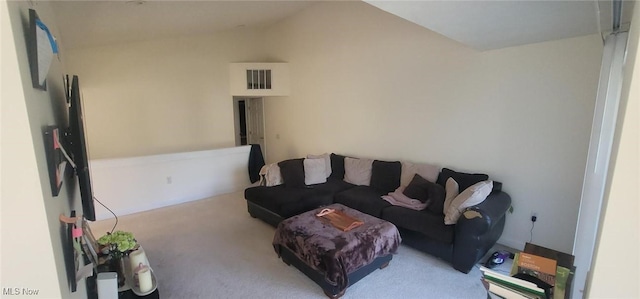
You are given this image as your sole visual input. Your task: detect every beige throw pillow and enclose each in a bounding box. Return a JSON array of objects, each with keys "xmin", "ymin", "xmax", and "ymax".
[
  {"xmin": 443, "ymin": 177, "xmax": 460, "ymax": 214},
  {"xmin": 444, "ymin": 180, "xmax": 493, "ymax": 225},
  {"xmin": 344, "ymin": 157, "xmax": 373, "ymax": 186},
  {"xmin": 303, "ymin": 158, "xmax": 327, "ymax": 185},
  {"xmin": 400, "ymin": 161, "xmax": 440, "ymax": 186},
  {"xmin": 307, "ymin": 153, "xmax": 332, "ymax": 178}
]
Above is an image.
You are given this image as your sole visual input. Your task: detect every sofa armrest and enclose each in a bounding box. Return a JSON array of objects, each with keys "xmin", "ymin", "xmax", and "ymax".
[
  {"xmin": 457, "ymin": 191, "xmax": 511, "ymax": 236},
  {"xmin": 452, "ymin": 191, "xmax": 511, "ymax": 273}
]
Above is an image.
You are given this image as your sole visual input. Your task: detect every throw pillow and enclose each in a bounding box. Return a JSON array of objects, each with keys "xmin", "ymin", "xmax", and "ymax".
[
  {"xmin": 436, "ymin": 168, "xmax": 489, "ymax": 193},
  {"xmin": 370, "ymin": 160, "xmax": 402, "ymax": 193},
  {"xmin": 303, "ymin": 158, "xmax": 327, "ymax": 185},
  {"xmin": 391, "ymin": 174, "xmax": 446, "ymax": 214},
  {"xmin": 444, "ymin": 180, "xmax": 493, "ymax": 225},
  {"xmin": 400, "ymin": 161, "xmax": 440, "ymax": 186},
  {"xmin": 491, "ymin": 181, "xmax": 503, "ymax": 194},
  {"xmin": 307, "ymin": 153, "xmax": 332, "ymax": 178},
  {"xmin": 442, "ymin": 177, "xmax": 460, "ymax": 214},
  {"xmin": 344, "ymin": 157, "xmax": 373, "ymax": 186},
  {"xmin": 278, "ymin": 159, "xmax": 305, "ymax": 188},
  {"xmin": 330, "ymin": 153, "xmax": 346, "ymax": 179},
  {"xmin": 403, "ymin": 174, "xmax": 438, "ymax": 203}
]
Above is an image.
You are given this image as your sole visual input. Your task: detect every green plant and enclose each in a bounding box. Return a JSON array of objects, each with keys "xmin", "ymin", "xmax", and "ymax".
[{"xmin": 98, "ymin": 230, "xmax": 137, "ymax": 258}]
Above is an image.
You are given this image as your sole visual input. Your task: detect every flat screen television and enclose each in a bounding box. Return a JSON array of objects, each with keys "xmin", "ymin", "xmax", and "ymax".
[{"xmin": 66, "ymin": 75, "xmax": 96, "ymax": 221}]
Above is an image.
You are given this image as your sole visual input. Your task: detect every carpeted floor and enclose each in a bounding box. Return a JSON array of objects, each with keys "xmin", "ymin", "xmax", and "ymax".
[{"xmin": 90, "ymin": 191, "xmax": 488, "ymax": 299}]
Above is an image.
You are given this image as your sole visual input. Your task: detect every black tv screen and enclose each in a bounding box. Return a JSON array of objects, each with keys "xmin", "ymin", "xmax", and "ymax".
[{"xmin": 68, "ymin": 75, "xmax": 96, "ymax": 221}]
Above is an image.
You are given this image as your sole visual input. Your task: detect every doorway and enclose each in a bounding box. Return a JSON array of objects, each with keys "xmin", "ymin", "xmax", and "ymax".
[{"xmin": 233, "ymin": 97, "xmax": 266, "ymax": 158}]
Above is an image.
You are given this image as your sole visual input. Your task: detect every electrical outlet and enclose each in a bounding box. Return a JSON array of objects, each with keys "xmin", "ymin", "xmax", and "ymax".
[{"xmin": 531, "ymin": 212, "xmax": 538, "ymax": 222}]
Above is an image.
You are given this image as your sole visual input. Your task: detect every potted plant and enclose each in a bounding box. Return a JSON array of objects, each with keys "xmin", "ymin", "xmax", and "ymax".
[{"xmin": 98, "ymin": 230, "xmax": 138, "ymax": 287}]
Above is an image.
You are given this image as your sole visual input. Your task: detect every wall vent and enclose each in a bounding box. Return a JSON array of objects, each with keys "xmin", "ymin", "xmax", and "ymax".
[
  {"xmin": 246, "ymin": 69, "xmax": 272, "ymax": 90},
  {"xmin": 230, "ymin": 63, "xmax": 289, "ymax": 96}
]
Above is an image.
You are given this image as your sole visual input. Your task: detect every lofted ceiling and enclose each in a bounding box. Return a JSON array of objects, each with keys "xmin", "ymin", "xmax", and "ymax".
[
  {"xmin": 366, "ymin": 0, "xmax": 634, "ymax": 50},
  {"xmin": 50, "ymin": 0, "xmax": 633, "ymax": 51},
  {"xmin": 50, "ymin": 0, "xmax": 318, "ymax": 50}
]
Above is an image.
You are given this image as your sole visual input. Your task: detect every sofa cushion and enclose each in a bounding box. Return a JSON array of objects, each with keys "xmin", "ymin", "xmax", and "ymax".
[
  {"xmin": 436, "ymin": 168, "xmax": 488, "ymax": 193},
  {"xmin": 245, "ymin": 186, "xmax": 278, "ymax": 212},
  {"xmin": 307, "ymin": 153, "xmax": 332, "ymax": 178},
  {"xmin": 381, "ymin": 206, "xmax": 454, "ymax": 244},
  {"xmin": 370, "ymin": 160, "xmax": 401, "ymax": 193},
  {"xmin": 344, "ymin": 157, "xmax": 373, "ymax": 186},
  {"xmin": 330, "ymin": 153, "xmax": 346, "ymax": 180},
  {"xmin": 334, "ymin": 186, "xmax": 390, "ymax": 218},
  {"xmin": 401, "ymin": 161, "xmax": 440, "ymax": 186},
  {"xmin": 314, "ymin": 177, "xmax": 356, "ymax": 193},
  {"xmin": 245, "ymin": 185, "xmax": 308, "ymax": 212},
  {"xmin": 444, "ymin": 180, "xmax": 493, "ymax": 225},
  {"xmin": 278, "ymin": 159, "xmax": 305, "ymax": 188},
  {"xmin": 245, "ymin": 185, "xmax": 335, "ymax": 218},
  {"xmin": 304, "ymin": 158, "xmax": 327, "ymax": 185},
  {"xmin": 278, "ymin": 191, "xmax": 334, "ymax": 218}
]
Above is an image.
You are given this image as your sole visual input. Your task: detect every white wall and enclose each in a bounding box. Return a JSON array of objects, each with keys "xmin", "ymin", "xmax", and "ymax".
[
  {"xmin": 65, "ymin": 28, "xmax": 267, "ymax": 159},
  {"xmin": 261, "ymin": 1, "xmax": 603, "ymax": 253},
  {"xmin": 1, "ymin": 1, "xmax": 86, "ymax": 298},
  {"xmin": 90, "ymin": 146, "xmax": 251, "ymax": 220},
  {"xmin": 588, "ymin": 2, "xmax": 640, "ymax": 297}
]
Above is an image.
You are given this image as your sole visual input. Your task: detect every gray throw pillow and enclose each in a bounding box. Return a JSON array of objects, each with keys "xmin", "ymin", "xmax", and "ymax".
[
  {"xmin": 304, "ymin": 158, "xmax": 327, "ymax": 185},
  {"xmin": 344, "ymin": 157, "xmax": 373, "ymax": 186}
]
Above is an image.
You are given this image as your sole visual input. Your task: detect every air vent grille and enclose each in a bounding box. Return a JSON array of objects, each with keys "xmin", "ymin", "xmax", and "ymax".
[{"xmin": 246, "ymin": 69, "xmax": 272, "ymax": 90}]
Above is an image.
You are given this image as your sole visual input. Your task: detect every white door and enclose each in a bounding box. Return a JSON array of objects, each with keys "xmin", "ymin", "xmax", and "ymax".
[
  {"xmin": 572, "ymin": 32, "xmax": 628, "ymax": 299},
  {"xmin": 246, "ymin": 98, "xmax": 266, "ymax": 158}
]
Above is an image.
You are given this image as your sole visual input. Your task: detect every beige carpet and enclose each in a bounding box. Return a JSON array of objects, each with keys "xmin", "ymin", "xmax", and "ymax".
[{"xmin": 90, "ymin": 191, "xmax": 488, "ymax": 299}]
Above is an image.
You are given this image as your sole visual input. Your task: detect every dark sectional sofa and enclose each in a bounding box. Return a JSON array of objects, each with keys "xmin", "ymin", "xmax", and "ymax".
[{"xmin": 244, "ymin": 153, "xmax": 512, "ymax": 273}]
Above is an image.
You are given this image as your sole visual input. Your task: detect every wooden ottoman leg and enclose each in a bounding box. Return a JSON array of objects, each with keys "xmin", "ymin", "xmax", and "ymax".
[
  {"xmin": 323, "ymin": 289, "xmax": 345, "ymax": 299},
  {"xmin": 379, "ymin": 261, "xmax": 390, "ymax": 269}
]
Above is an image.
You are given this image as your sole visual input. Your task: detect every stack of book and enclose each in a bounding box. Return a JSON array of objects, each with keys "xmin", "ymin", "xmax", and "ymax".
[
  {"xmin": 481, "ymin": 250, "xmax": 572, "ymax": 299},
  {"xmin": 481, "ymin": 266, "xmax": 548, "ymax": 299}
]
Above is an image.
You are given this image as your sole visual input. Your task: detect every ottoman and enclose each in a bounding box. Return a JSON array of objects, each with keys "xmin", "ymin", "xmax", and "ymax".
[{"xmin": 273, "ymin": 203, "xmax": 402, "ymax": 298}]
